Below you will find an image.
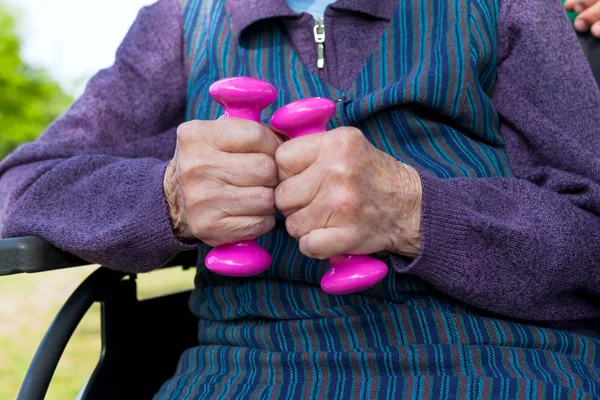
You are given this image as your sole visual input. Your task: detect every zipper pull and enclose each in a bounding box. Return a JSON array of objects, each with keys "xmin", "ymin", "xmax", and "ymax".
[{"xmin": 313, "ymin": 18, "xmax": 325, "ymax": 69}]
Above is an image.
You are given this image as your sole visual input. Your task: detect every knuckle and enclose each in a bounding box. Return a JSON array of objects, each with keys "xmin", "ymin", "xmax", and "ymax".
[
  {"xmin": 196, "ymin": 155, "xmax": 224, "ymax": 179},
  {"xmin": 275, "ymin": 140, "xmax": 297, "ymax": 164},
  {"xmin": 258, "ymin": 187, "xmax": 275, "ymax": 209},
  {"xmin": 183, "ymin": 188, "xmax": 217, "ymax": 218},
  {"xmin": 244, "ymin": 120, "xmax": 265, "ymax": 143},
  {"xmin": 274, "ymin": 143, "xmax": 289, "ymax": 166},
  {"xmin": 176, "ymin": 120, "xmax": 201, "ymax": 139},
  {"xmin": 300, "ymin": 238, "xmax": 323, "ymax": 260},
  {"xmin": 193, "ymin": 156, "xmax": 209, "ymax": 173},
  {"xmin": 258, "ymin": 155, "xmax": 278, "ymax": 183},
  {"xmin": 260, "ymin": 217, "xmax": 276, "ymax": 237},
  {"xmin": 285, "ymin": 216, "xmax": 301, "ymax": 239},
  {"xmin": 333, "ymin": 127, "xmax": 363, "ymax": 148},
  {"xmin": 274, "ymin": 183, "xmax": 287, "ymax": 209},
  {"xmin": 244, "ymin": 217, "xmax": 272, "ymax": 238},
  {"xmin": 275, "ymin": 145, "xmax": 296, "ymax": 180},
  {"xmin": 176, "ymin": 122, "xmax": 190, "ymax": 139},
  {"xmin": 176, "ymin": 121, "xmax": 216, "ymax": 159},
  {"xmin": 346, "ymin": 127, "xmax": 363, "ymax": 139},
  {"xmin": 327, "ymin": 160, "xmax": 352, "ymax": 180},
  {"xmin": 223, "ymin": 119, "xmax": 267, "ymax": 151},
  {"xmin": 331, "ymin": 187, "xmax": 356, "ymax": 212},
  {"xmin": 258, "ymin": 123, "xmax": 272, "ymax": 142}
]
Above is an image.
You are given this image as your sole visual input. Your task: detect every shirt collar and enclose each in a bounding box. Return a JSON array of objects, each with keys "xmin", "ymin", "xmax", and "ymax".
[
  {"xmin": 227, "ymin": 0, "xmax": 398, "ymax": 41},
  {"xmin": 227, "ymin": 0, "xmax": 298, "ymax": 41},
  {"xmin": 328, "ymin": 0, "xmax": 399, "ymax": 20}
]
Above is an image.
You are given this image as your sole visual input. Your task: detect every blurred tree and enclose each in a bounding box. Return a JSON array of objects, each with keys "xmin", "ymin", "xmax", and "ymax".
[{"xmin": 0, "ymin": 5, "xmax": 72, "ymax": 160}]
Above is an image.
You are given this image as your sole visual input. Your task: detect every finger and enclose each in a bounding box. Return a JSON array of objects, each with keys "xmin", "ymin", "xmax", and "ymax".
[
  {"xmin": 202, "ymin": 215, "xmax": 276, "ymax": 246},
  {"xmin": 575, "ymin": 2, "xmax": 600, "ymax": 31},
  {"xmin": 565, "ymin": 0, "xmax": 587, "ymax": 12},
  {"xmin": 207, "ymin": 186, "xmax": 275, "ymax": 217},
  {"xmin": 275, "ymin": 165, "xmax": 322, "ymax": 215},
  {"xmin": 275, "ymin": 134, "xmax": 324, "ymax": 181},
  {"xmin": 271, "ymin": 128, "xmax": 286, "ymax": 146},
  {"xmin": 575, "ymin": 16, "xmax": 590, "ymax": 32},
  {"xmin": 572, "ymin": 0, "xmax": 598, "ymax": 11},
  {"xmin": 220, "ymin": 119, "xmax": 281, "ymax": 156},
  {"xmin": 187, "ymin": 119, "xmax": 281, "ymax": 156},
  {"xmin": 205, "ymin": 153, "xmax": 278, "ymax": 188},
  {"xmin": 298, "ymin": 227, "xmax": 357, "ymax": 260},
  {"xmin": 565, "ymin": 0, "xmax": 576, "ymax": 11},
  {"xmin": 593, "ymin": 21, "xmax": 600, "ymax": 37},
  {"xmin": 284, "ymin": 203, "xmax": 325, "ymax": 240}
]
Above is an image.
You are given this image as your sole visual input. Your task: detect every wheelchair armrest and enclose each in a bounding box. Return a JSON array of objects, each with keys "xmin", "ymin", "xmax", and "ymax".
[
  {"xmin": 0, "ymin": 236, "xmax": 87, "ymax": 276},
  {"xmin": 0, "ymin": 236, "xmax": 198, "ymax": 276}
]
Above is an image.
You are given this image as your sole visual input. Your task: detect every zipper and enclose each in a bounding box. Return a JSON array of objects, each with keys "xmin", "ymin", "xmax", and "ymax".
[{"xmin": 313, "ymin": 18, "xmax": 325, "ymax": 69}]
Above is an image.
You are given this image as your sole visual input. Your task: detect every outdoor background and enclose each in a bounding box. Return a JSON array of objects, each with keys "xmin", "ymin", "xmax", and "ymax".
[{"xmin": 0, "ymin": 1, "xmax": 195, "ymax": 398}]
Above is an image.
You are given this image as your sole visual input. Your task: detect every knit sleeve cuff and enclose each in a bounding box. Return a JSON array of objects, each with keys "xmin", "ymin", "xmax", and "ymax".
[
  {"xmin": 391, "ymin": 171, "xmax": 474, "ymax": 293},
  {"xmin": 101, "ymin": 160, "xmax": 199, "ymax": 272}
]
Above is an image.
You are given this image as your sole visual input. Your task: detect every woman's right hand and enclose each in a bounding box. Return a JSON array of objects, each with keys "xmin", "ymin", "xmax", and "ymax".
[
  {"xmin": 565, "ymin": 0, "xmax": 600, "ymax": 37},
  {"xmin": 164, "ymin": 119, "xmax": 282, "ymax": 245}
]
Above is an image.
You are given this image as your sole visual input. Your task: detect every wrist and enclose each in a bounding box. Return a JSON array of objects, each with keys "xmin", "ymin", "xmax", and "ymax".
[
  {"xmin": 389, "ymin": 163, "xmax": 422, "ymax": 258},
  {"xmin": 163, "ymin": 160, "xmax": 194, "ymax": 241}
]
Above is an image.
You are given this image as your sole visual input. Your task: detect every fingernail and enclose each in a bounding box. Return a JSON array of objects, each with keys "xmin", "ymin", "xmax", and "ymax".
[
  {"xmin": 574, "ymin": 3, "xmax": 584, "ymax": 13},
  {"xmin": 593, "ymin": 24, "xmax": 600, "ymax": 37},
  {"xmin": 575, "ymin": 18, "xmax": 588, "ymax": 31}
]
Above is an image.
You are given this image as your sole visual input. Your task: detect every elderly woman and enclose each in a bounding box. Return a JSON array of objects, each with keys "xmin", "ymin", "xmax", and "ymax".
[{"xmin": 2, "ymin": 0, "xmax": 600, "ymax": 398}]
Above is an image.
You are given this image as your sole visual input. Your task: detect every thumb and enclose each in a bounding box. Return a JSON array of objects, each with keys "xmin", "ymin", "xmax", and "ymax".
[
  {"xmin": 275, "ymin": 134, "xmax": 325, "ymax": 181},
  {"xmin": 299, "ymin": 227, "xmax": 357, "ymax": 260}
]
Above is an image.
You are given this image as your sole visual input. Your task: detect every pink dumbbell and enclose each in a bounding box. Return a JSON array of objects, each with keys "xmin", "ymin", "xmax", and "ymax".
[
  {"xmin": 270, "ymin": 97, "xmax": 389, "ymax": 295},
  {"xmin": 204, "ymin": 77, "xmax": 277, "ymax": 277}
]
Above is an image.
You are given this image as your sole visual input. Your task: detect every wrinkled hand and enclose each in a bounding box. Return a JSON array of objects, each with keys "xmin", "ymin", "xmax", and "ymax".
[
  {"xmin": 274, "ymin": 127, "xmax": 422, "ymax": 260},
  {"xmin": 164, "ymin": 119, "xmax": 282, "ymax": 245},
  {"xmin": 565, "ymin": 0, "xmax": 600, "ymax": 37}
]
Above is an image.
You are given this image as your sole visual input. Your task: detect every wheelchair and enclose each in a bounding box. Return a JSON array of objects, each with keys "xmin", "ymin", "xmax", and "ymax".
[{"xmin": 2, "ymin": 31, "xmax": 600, "ymax": 400}]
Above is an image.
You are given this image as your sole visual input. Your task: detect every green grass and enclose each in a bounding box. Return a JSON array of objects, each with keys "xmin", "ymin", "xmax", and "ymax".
[{"xmin": 0, "ymin": 265, "xmax": 196, "ymax": 400}]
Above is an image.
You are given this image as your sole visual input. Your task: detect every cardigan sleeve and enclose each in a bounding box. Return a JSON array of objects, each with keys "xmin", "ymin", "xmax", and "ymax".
[
  {"xmin": 392, "ymin": 0, "xmax": 600, "ymax": 322},
  {"xmin": 0, "ymin": 0, "xmax": 198, "ymax": 272}
]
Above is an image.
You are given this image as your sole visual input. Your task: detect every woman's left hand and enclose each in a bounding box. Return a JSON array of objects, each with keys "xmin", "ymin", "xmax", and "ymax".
[{"xmin": 274, "ymin": 126, "xmax": 422, "ymax": 260}]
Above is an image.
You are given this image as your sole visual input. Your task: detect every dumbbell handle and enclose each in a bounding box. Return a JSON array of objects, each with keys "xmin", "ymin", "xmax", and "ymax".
[
  {"xmin": 203, "ymin": 77, "xmax": 276, "ymax": 277},
  {"xmin": 270, "ymin": 98, "xmax": 389, "ymax": 295}
]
